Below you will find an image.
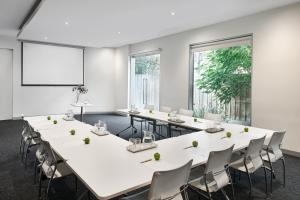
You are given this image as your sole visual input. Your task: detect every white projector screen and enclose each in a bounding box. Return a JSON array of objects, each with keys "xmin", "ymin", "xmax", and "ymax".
[{"xmin": 22, "ymin": 42, "xmax": 84, "ymax": 86}]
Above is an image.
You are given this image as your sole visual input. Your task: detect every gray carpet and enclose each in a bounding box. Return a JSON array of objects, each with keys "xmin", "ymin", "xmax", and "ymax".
[{"xmin": 0, "ymin": 114, "xmax": 299, "ymax": 200}]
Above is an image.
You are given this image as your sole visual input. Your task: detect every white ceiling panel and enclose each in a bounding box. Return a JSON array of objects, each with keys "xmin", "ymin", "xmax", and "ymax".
[{"xmin": 17, "ymin": 0, "xmax": 300, "ymax": 47}]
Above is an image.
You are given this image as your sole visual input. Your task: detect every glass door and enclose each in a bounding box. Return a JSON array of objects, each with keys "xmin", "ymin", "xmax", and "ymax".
[{"xmin": 130, "ymin": 53, "xmax": 160, "ymax": 110}]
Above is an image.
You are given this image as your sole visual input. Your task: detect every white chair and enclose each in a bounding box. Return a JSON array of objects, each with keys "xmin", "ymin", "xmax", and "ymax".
[
  {"xmin": 171, "ymin": 108, "xmax": 194, "ymax": 136},
  {"xmin": 261, "ymin": 131, "xmax": 286, "ymax": 192},
  {"xmin": 204, "ymin": 112, "xmax": 222, "ymax": 122},
  {"xmin": 133, "ymin": 104, "xmax": 155, "ymax": 137},
  {"xmin": 19, "ymin": 120, "xmax": 41, "ymax": 168},
  {"xmin": 148, "ymin": 106, "xmax": 172, "ymax": 138},
  {"xmin": 230, "ymin": 136, "xmax": 268, "ymax": 196},
  {"xmin": 121, "ymin": 160, "xmax": 193, "ymax": 200},
  {"xmin": 189, "ymin": 145, "xmax": 235, "ymax": 200},
  {"xmin": 38, "ymin": 140, "xmax": 76, "ymax": 200}
]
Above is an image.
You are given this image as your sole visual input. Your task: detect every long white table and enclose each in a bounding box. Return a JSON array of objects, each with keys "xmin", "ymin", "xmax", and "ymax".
[{"xmin": 25, "ymin": 112, "xmax": 275, "ymax": 199}]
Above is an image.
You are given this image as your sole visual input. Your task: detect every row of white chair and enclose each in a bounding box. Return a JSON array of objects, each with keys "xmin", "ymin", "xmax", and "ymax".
[{"xmin": 121, "ymin": 131, "xmax": 286, "ymax": 200}]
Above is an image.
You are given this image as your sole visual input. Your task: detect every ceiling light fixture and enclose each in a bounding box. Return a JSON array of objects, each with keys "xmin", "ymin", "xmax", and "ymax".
[
  {"xmin": 44, "ymin": 36, "xmax": 48, "ymax": 40},
  {"xmin": 65, "ymin": 21, "xmax": 69, "ymax": 25},
  {"xmin": 117, "ymin": 31, "xmax": 121, "ymax": 34},
  {"xmin": 171, "ymin": 11, "xmax": 176, "ymax": 16}
]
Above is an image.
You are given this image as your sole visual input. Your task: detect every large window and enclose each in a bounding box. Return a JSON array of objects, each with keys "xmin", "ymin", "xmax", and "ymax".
[
  {"xmin": 190, "ymin": 35, "xmax": 252, "ymax": 125},
  {"xmin": 130, "ymin": 52, "xmax": 160, "ymax": 110}
]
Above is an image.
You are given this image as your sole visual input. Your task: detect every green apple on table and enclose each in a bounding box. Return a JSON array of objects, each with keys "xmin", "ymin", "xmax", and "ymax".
[
  {"xmin": 83, "ymin": 137, "xmax": 90, "ymax": 144},
  {"xmin": 70, "ymin": 129, "xmax": 76, "ymax": 135},
  {"xmin": 154, "ymin": 152, "xmax": 160, "ymax": 161},
  {"xmin": 226, "ymin": 132, "xmax": 232, "ymax": 138},
  {"xmin": 192, "ymin": 140, "xmax": 198, "ymax": 147}
]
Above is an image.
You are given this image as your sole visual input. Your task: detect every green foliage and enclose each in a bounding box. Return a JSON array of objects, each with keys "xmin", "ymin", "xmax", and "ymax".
[
  {"xmin": 134, "ymin": 55, "xmax": 160, "ymax": 74},
  {"xmin": 195, "ymin": 45, "xmax": 252, "ymax": 104}
]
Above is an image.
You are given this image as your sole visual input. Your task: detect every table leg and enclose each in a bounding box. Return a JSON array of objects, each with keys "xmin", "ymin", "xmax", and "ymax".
[
  {"xmin": 80, "ymin": 106, "xmax": 83, "ymax": 122},
  {"xmin": 168, "ymin": 124, "xmax": 172, "ymax": 138},
  {"xmin": 116, "ymin": 115, "xmax": 137, "ymax": 137}
]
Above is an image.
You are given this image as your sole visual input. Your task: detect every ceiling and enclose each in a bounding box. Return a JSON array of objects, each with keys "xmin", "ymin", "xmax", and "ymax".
[
  {"xmin": 13, "ymin": 0, "xmax": 300, "ymax": 47},
  {"xmin": 0, "ymin": 0, "xmax": 36, "ymax": 36}
]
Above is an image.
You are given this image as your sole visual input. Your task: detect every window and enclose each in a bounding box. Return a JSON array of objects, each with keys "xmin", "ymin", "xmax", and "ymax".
[
  {"xmin": 130, "ymin": 52, "xmax": 160, "ymax": 110},
  {"xmin": 189, "ymin": 35, "xmax": 252, "ymax": 125}
]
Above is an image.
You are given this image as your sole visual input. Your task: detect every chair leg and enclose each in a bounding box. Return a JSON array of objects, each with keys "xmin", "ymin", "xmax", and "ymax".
[
  {"xmin": 38, "ymin": 169, "xmax": 43, "ymax": 199},
  {"xmin": 34, "ymin": 157, "xmax": 38, "ymax": 184},
  {"xmin": 75, "ymin": 175, "xmax": 78, "ymax": 192},
  {"xmin": 221, "ymin": 188, "xmax": 230, "ymax": 200},
  {"xmin": 263, "ymin": 166, "xmax": 268, "ymax": 196},
  {"xmin": 21, "ymin": 141, "xmax": 27, "ymax": 162},
  {"xmin": 228, "ymin": 170, "xmax": 236, "ymax": 200},
  {"xmin": 269, "ymin": 162, "xmax": 274, "ymax": 193},
  {"xmin": 245, "ymin": 167, "xmax": 252, "ymax": 196},
  {"xmin": 281, "ymin": 157, "xmax": 286, "ymax": 187},
  {"xmin": 19, "ymin": 137, "xmax": 24, "ymax": 155},
  {"xmin": 46, "ymin": 178, "xmax": 53, "ymax": 200},
  {"xmin": 24, "ymin": 145, "xmax": 30, "ymax": 169}
]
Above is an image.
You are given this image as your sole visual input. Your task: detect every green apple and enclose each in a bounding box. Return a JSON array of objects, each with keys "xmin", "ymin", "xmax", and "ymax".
[
  {"xmin": 168, "ymin": 113, "xmax": 170, "ymax": 117},
  {"xmin": 226, "ymin": 132, "xmax": 232, "ymax": 138},
  {"xmin": 47, "ymin": 116, "xmax": 51, "ymax": 120},
  {"xmin": 53, "ymin": 120, "xmax": 58, "ymax": 124},
  {"xmin": 70, "ymin": 129, "xmax": 76, "ymax": 135},
  {"xmin": 244, "ymin": 127, "xmax": 249, "ymax": 132},
  {"xmin": 149, "ymin": 110, "xmax": 153, "ymax": 114},
  {"xmin": 194, "ymin": 118, "xmax": 197, "ymax": 122},
  {"xmin": 84, "ymin": 137, "xmax": 90, "ymax": 144},
  {"xmin": 192, "ymin": 140, "xmax": 198, "ymax": 147},
  {"xmin": 154, "ymin": 152, "xmax": 160, "ymax": 161}
]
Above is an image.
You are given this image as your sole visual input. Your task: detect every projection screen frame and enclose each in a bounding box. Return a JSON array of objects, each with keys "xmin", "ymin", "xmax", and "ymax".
[{"xmin": 21, "ymin": 41, "xmax": 85, "ymax": 86}]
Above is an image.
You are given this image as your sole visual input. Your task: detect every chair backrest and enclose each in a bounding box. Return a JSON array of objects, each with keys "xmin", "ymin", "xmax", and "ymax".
[
  {"xmin": 160, "ymin": 106, "xmax": 172, "ymax": 113},
  {"xmin": 204, "ymin": 145, "xmax": 234, "ymax": 190},
  {"xmin": 245, "ymin": 136, "xmax": 266, "ymax": 170},
  {"xmin": 178, "ymin": 109, "xmax": 193, "ymax": 117},
  {"xmin": 145, "ymin": 104, "xmax": 155, "ymax": 111},
  {"xmin": 148, "ymin": 160, "xmax": 193, "ymax": 200},
  {"xmin": 41, "ymin": 140, "xmax": 57, "ymax": 166},
  {"xmin": 268, "ymin": 131, "xmax": 285, "ymax": 160},
  {"xmin": 204, "ymin": 112, "xmax": 222, "ymax": 122}
]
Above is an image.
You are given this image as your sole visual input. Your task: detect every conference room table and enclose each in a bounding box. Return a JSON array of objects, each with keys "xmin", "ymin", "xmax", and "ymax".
[{"xmin": 25, "ymin": 111, "xmax": 275, "ymax": 200}]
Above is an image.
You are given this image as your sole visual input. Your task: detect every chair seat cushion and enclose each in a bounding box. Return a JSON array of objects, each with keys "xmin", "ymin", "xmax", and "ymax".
[
  {"xmin": 120, "ymin": 189, "xmax": 149, "ymax": 200},
  {"xmin": 189, "ymin": 176, "xmax": 219, "ymax": 193},
  {"xmin": 230, "ymin": 154, "xmax": 261, "ymax": 173},
  {"xmin": 261, "ymin": 151, "xmax": 279, "ymax": 162},
  {"xmin": 42, "ymin": 162, "xmax": 73, "ymax": 179}
]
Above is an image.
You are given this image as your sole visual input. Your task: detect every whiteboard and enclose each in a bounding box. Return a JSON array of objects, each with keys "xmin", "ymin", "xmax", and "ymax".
[{"xmin": 22, "ymin": 42, "xmax": 84, "ymax": 86}]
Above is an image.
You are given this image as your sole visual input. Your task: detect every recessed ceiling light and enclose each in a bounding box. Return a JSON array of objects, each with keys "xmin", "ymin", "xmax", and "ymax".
[
  {"xmin": 65, "ymin": 21, "xmax": 69, "ymax": 25},
  {"xmin": 117, "ymin": 31, "xmax": 121, "ymax": 34},
  {"xmin": 44, "ymin": 36, "xmax": 48, "ymax": 40},
  {"xmin": 171, "ymin": 11, "xmax": 176, "ymax": 16}
]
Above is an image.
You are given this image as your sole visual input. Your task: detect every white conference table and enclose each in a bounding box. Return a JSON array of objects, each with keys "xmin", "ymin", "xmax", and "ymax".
[{"xmin": 25, "ymin": 112, "xmax": 275, "ymax": 200}]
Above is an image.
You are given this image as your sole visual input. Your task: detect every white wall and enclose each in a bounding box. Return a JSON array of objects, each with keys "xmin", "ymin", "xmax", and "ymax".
[
  {"xmin": 0, "ymin": 49, "xmax": 13, "ymax": 120},
  {"xmin": 114, "ymin": 45, "xmax": 130, "ymax": 109},
  {"xmin": 115, "ymin": 3, "xmax": 300, "ymax": 153},
  {"xmin": 84, "ymin": 48, "xmax": 116, "ymax": 112},
  {"xmin": 0, "ymin": 35, "xmax": 116, "ymax": 117}
]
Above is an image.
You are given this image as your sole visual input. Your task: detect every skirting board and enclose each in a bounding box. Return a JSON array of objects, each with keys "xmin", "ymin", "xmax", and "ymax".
[{"xmin": 282, "ymin": 149, "xmax": 300, "ymax": 158}]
